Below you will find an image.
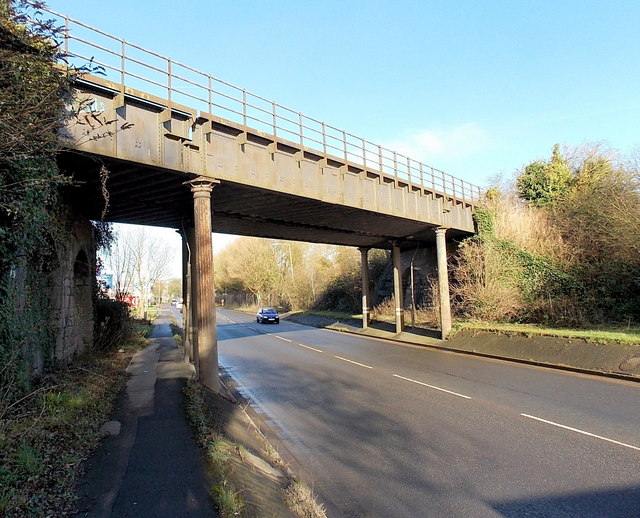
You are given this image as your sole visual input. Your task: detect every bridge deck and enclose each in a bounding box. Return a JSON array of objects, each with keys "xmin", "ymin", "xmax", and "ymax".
[{"xmin": 62, "ymin": 75, "xmax": 476, "ymax": 248}]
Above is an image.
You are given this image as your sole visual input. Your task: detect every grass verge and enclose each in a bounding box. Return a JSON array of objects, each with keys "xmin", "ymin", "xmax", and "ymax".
[
  {"xmin": 288, "ymin": 309, "xmax": 640, "ymax": 347},
  {"xmin": 288, "ymin": 310, "xmax": 361, "ymax": 321},
  {"xmin": 283, "ymin": 479, "xmax": 327, "ymax": 518},
  {"xmin": 183, "ymin": 380, "xmax": 327, "ymax": 518},
  {"xmin": 183, "ymin": 381, "xmax": 245, "ymax": 517},
  {"xmin": 454, "ymin": 321, "xmax": 640, "ymax": 345},
  {"xmin": 0, "ymin": 327, "xmax": 148, "ymax": 517}
]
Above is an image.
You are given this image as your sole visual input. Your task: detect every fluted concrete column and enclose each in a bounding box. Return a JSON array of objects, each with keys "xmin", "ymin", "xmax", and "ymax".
[
  {"xmin": 436, "ymin": 227, "xmax": 452, "ymax": 339},
  {"xmin": 358, "ymin": 247, "xmax": 371, "ymax": 330},
  {"xmin": 392, "ymin": 242, "xmax": 404, "ymax": 334},
  {"xmin": 188, "ymin": 178, "xmax": 220, "ymax": 393}
]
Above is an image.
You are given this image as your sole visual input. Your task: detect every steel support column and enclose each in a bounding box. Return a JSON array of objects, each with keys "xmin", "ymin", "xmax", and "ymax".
[
  {"xmin": 392, "ymin": 242, "xmax": 404, "ymax": 334},
  {"xmin": 436, "ymin": 227, "xmax": 452, "ymax": 339},
  {"xmin": 188, "ymin": 178, "xmax": 220, "ymax": 393},
  {"xmin": 358, "ymin": 247, "xmax": 371, "ymax": 330}
]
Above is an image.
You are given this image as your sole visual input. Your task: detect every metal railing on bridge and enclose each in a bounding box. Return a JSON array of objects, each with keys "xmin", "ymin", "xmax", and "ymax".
[{"xmin": 40, "ymin": 7, "xmax": 482, "ymax": 204}]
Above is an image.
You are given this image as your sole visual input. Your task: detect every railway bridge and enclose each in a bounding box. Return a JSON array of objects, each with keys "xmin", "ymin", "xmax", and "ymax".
[{"xmin": 53, "ymin": 9, "xmax": 481, "ymax": 392}]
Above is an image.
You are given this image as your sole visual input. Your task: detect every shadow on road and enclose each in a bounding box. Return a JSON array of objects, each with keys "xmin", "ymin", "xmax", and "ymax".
[{"xmin": 491, "ymin": 486, "xmax": 640, "ymax": 517}]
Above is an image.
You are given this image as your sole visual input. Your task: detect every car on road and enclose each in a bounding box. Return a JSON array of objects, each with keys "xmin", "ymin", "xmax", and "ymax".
[{"xmin": 256, "ymin": 307, "xmax": 279, "ymax": 324}]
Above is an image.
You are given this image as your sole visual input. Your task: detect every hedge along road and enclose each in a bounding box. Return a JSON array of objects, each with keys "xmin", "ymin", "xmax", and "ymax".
[{"xmin": 214, "ymin": 308, "xmax": 640, "ymax": 518}]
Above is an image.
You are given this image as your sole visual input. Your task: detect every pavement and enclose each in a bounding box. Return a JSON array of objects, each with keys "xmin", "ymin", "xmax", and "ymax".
[
  {"xmin": 75, "ymin": 310, "xmax": 300, "ymax": 518},
  {"xmin": 74, "ymin": 314, "xmax": 216, "ymax": 518},
  {"xmin": 286, "ymin": 313, "xmax": 640, "ymax": 381}
]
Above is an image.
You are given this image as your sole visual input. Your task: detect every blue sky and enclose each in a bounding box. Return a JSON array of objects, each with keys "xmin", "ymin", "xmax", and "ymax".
[
  {"xmin": 45, "ymin": 0, "xmax": 640, "ymax": 273},
  {"xmin": 48, "ymin": 0, "xmax": 639, "ymax": 188}
]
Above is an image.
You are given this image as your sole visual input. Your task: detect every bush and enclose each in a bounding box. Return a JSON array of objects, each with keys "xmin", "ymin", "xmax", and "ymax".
[
  {"xmin": 454, "ymin": 144, "xmax": 640, "ymax": 326},
  {"xmin": 451, "ymin": 237, "xmax": 525, "ymax": 322},
  {"xmin": 94, "ymin": 298, "xmax": 135, "ymax": 351}
]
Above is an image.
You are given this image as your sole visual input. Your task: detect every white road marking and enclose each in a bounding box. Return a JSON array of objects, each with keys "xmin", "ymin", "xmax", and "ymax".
[
  {"xmin": 521, "ymin": 414, "xmax": 640, "ymax": 451},
  {"xmin": 393, "ymin": 374, "xmax": 471, "ymax": 399},
  {"xmin": 298, "ymin": 343, "xmax": 323, "ymax": 353},
  {"xmin": 334, "ymin": 356, "xmax": 373, "ymax": 369},
  {"xmin": 228, "ymin": 320, "xmax": 236, "ymax": 324},
  {"xmin": 276, "ymin": 336, "xmax": 292, "ymax": 342}
]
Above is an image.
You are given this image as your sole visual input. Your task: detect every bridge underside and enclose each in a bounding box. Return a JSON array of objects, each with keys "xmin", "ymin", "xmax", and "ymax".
[{"xmin": 61, "ymin": 153, "xmax": 471, "ymax": 250}]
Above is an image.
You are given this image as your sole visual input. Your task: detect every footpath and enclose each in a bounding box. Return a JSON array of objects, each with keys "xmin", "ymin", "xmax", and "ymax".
[
  {"xmin": 75, "ymin": 310, "xmax": 300, "ymax": 518},
  {"xmin": 74, "ymin": 313, "xmax": 216, "ymax": 517},
  {"xmin": 286, "ymin": 314, "xmax": 640, "ymax": 381}
]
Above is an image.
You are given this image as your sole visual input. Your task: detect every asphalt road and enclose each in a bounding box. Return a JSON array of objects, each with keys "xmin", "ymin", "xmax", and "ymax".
[{"xmin": 215, "ymin": 308, "xmax": 640, "ymax": 518}]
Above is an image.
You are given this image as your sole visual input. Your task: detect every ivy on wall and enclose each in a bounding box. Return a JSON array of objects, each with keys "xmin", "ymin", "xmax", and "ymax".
[
  {"xmin": 0, "ymin": 1, "xmax": 93, "ymax": 405},
  {"xmin": 452, "ymin": 206, "xmax": 583, "ymax": 324}
]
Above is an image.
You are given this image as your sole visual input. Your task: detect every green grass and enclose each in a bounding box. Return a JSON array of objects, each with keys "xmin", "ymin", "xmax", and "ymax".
[
  {"xmin": 292, "ymin": 310, "xmax": 362, "ymax": 320},
  {"xmin": 14, "ymin": 442, "xmax": 42, "ymax": 475},
  {"xmin": 455, "ymin": 321, "xmax": 640, "ymax": 345},
  {"xmin": 183, "ymin": 381, "xmax": 247, "ymax": 516},
  {"xmin": 183, "ymin": 380, "xmax": 328, "ymax": 518},
  {"xmin": 134, "ymin": 320, "xmax": 152, "ymax": 337},
  {"xmin": 0, "ymin": 326, "xmax": 149, "ymax": 517},
  {"xmin": 212, "ymin": 482, "xmax": 245, "ymax": 517},
  {"xmin": 279, "ymin": 308, "xmax": 640, "ymax": 347}
]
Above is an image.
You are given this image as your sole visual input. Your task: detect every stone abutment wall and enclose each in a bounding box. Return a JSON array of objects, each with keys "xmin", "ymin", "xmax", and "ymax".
[{"xmin": 45, "ymin": 213, "xmax": 96, "ymax": 371}]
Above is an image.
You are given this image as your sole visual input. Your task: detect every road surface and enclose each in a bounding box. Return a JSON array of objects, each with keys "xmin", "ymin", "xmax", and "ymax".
[{"xmin": 214, "ymin": 308, "xmax": 640, "ymax": 517}]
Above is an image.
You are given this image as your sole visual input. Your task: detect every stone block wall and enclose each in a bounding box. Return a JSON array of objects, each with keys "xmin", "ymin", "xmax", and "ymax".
[{"xmin": 45, "ymin": 214, "xmax": 96, "ymax": 370}]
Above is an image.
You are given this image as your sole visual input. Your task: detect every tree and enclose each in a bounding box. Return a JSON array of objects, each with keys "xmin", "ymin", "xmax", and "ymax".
[
  {"xmin": 166, "ymin": 277, "xmax": 182, "ymax": 299},
  {"xmin": 517, "ymin": 144, "xmax": 572, "ymax": 207},
  {"xmin": 105, "ymin": 225, "xmax": 175, "ymax": 316},
  {"xmin": 220, "ymin": 237, "xmax": 280, "ymax": 306},
  {"xmin": 552, "ymin": 147, "xmax": 640, "ymax": 318}
]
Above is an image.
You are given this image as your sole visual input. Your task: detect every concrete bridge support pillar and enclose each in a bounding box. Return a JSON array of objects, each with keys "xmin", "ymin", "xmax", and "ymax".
[
  {"xmin": 188, "ymin": 178, "xmax": 220, "ymax": 393},
  {"xmin": 436, "ymin": 227, "xmax": 452, "ymax": 339},
  {"xmin": 392, "ymin": 242, "xmax": 405, "ymax": 334},
  {"xmin": 358, "ymin": 247, "xmax": 371, "ymax": 330}
]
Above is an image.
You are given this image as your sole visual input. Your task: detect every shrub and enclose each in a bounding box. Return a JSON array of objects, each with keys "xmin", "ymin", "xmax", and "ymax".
[{"xmin": 94, "ymin": 298, "xmax": 135, "ymax": 351}]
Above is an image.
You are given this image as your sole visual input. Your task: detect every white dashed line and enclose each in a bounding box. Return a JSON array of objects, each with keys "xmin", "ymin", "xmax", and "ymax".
[
  {"xmin": 393, "ymin": 374, "xmax": 471, "ymax": 399},
  {"xmin": 298, "ymin": 343, "xmax": 323, "ymax": 353},
  {"xmin": 521, "ymin": 414, "xmax": 640, "ymax": 451},
  {"xmin": 334, "ymin": 356, "xmax": 373, "ymax": 369},
  {"xmin": 276, "ymin": 336, "xmax": 292, "ymax": 342}
]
